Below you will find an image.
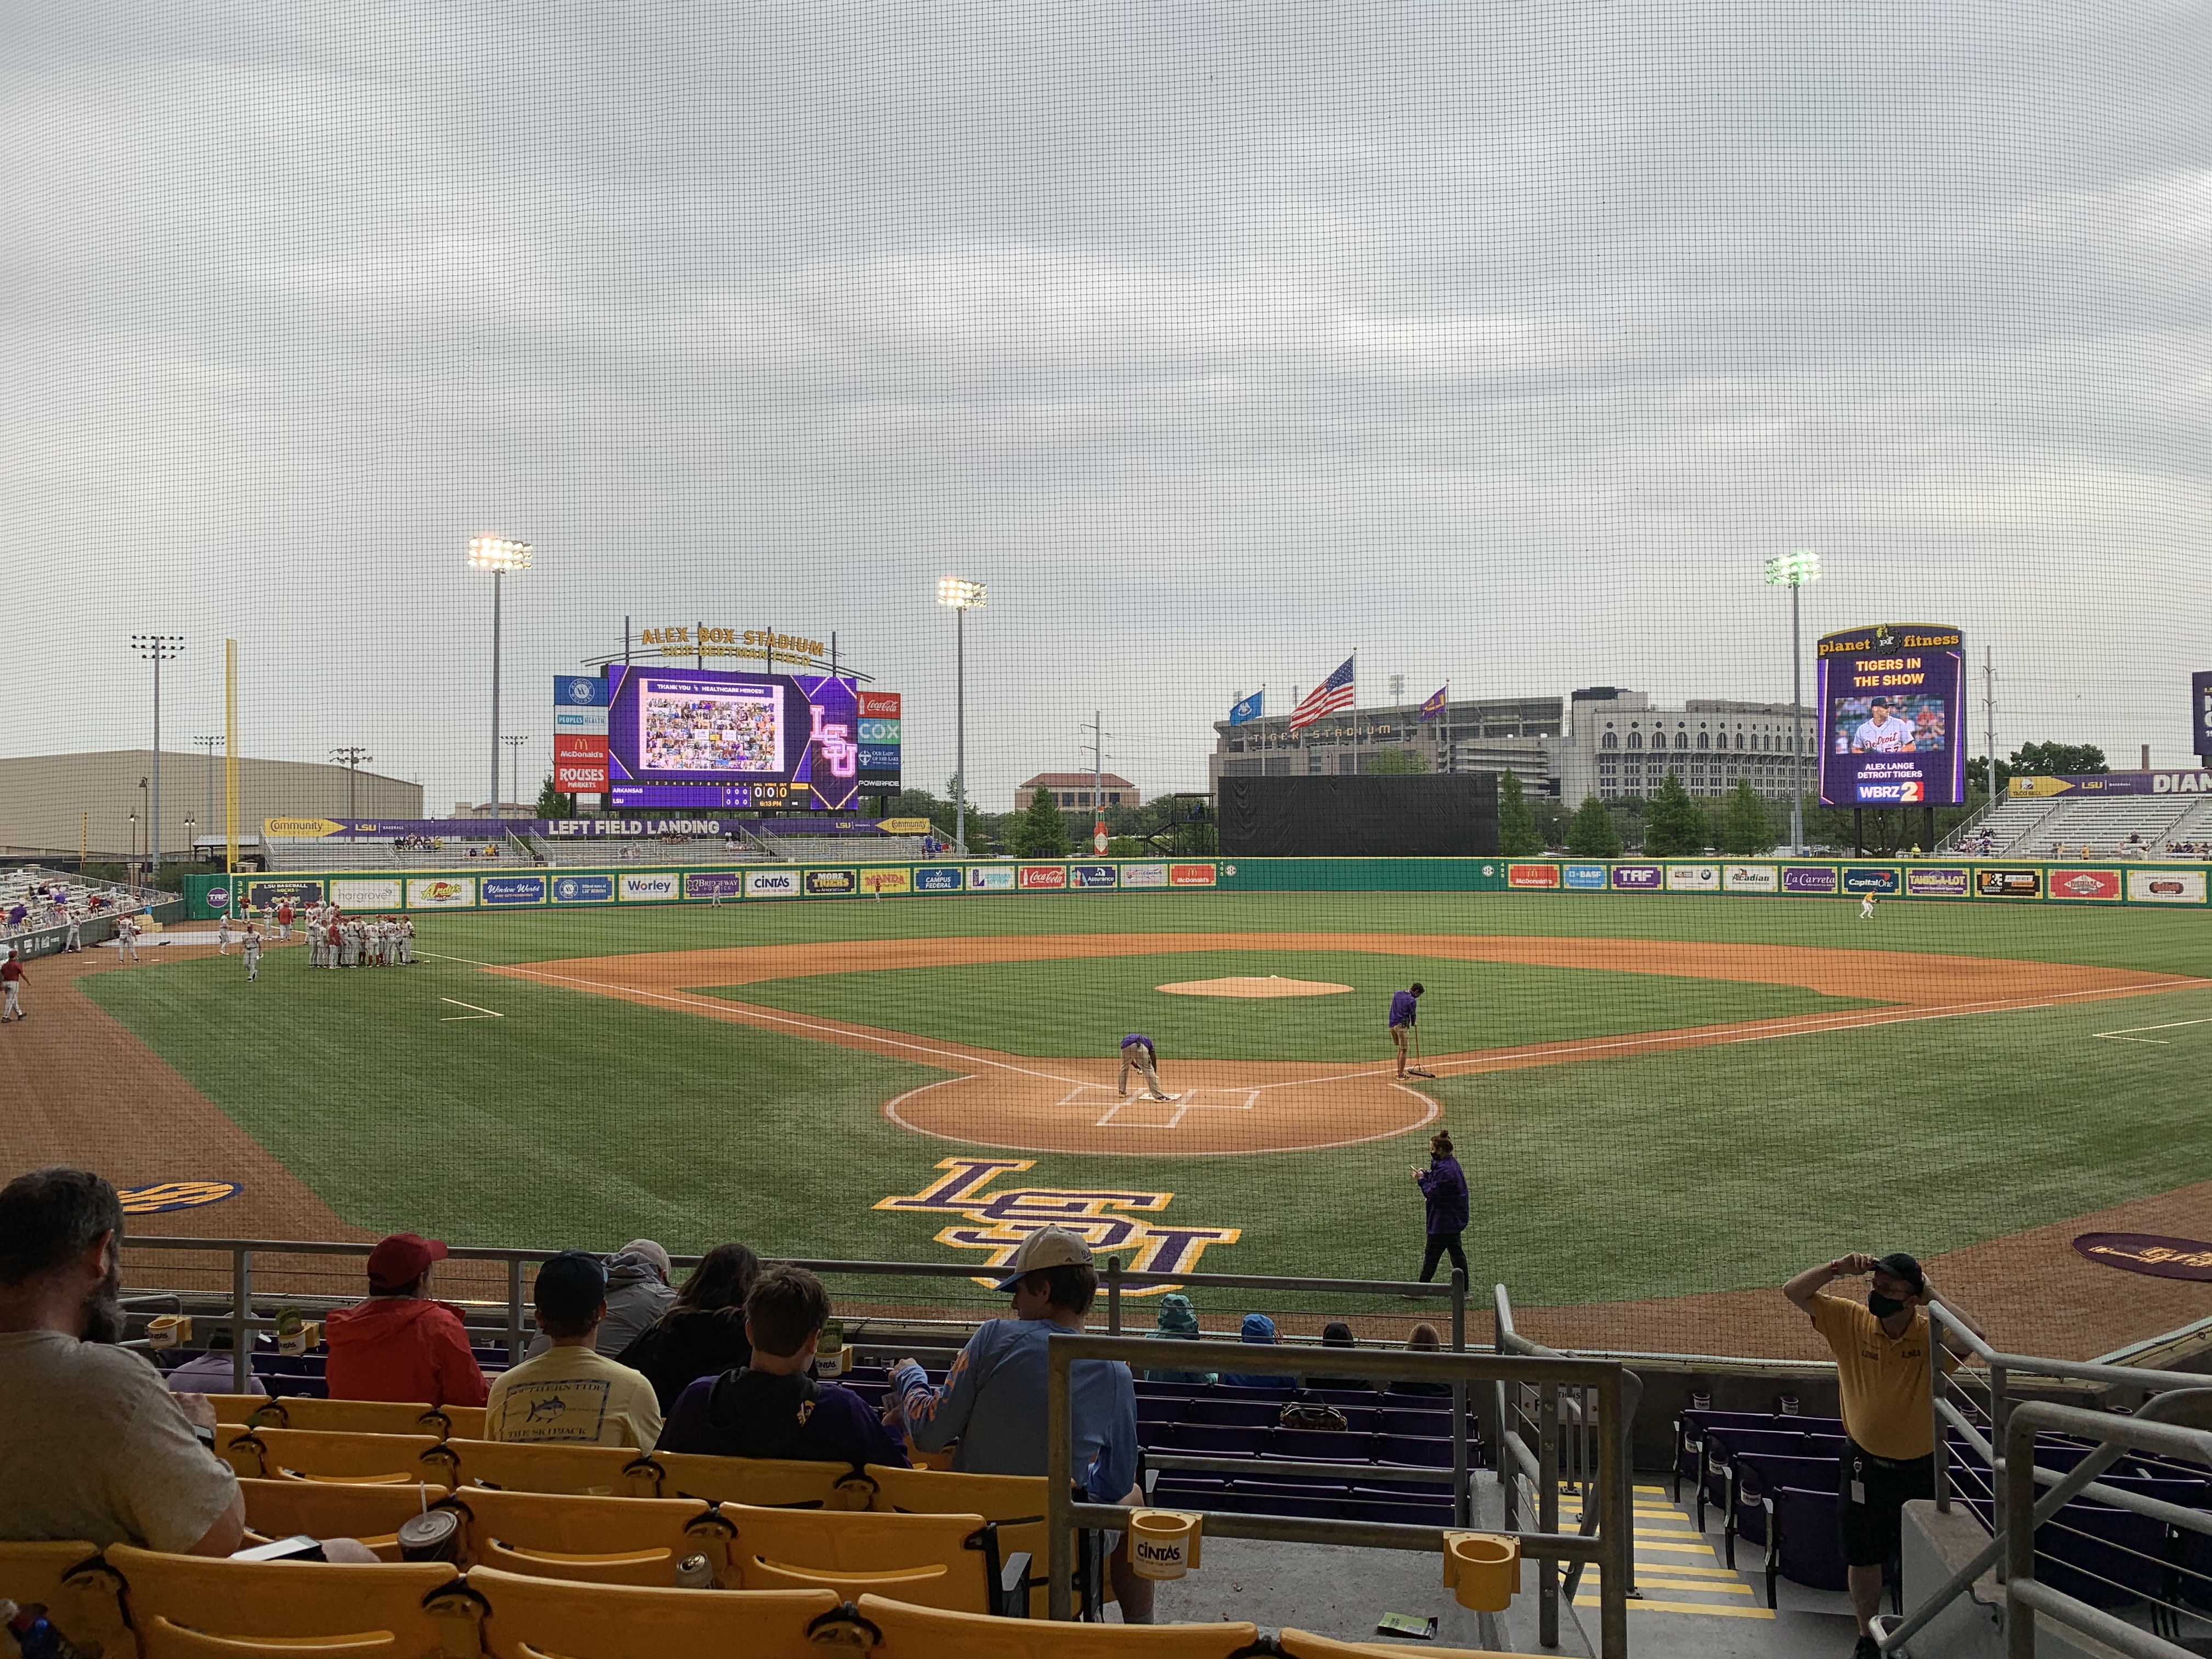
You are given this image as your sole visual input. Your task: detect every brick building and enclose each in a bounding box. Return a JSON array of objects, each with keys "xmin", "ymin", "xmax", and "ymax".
[{"xmin": 1014, "ymin": 773, "xmax": 1142, "ymax": 812}]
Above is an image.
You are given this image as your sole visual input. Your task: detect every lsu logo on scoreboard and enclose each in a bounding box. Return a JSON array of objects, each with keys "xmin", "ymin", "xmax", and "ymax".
[{"xmin": 877, "ymin": 1158, "xmax": 1240, "ymax": 1293}]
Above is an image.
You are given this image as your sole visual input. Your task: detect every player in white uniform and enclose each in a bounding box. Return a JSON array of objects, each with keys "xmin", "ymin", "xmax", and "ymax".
[
  {"xmin": 64, "ymin": 914, "xmax": 81, "ymax": 953},
  {"xmin": 217, "ymin": 915, "xmax": 233, "ymax": 955},
  {"xmin": 1852, "ymin": 700, "xmax": 1912, "ymax": 752},
  {"xmin": 399, "ymin": 917, "xmax": 415, "ymax": 964},
  {"xmin": 117, "ymin": 916, "xmax": 139, "ymax": 962},
  {"xmin": 241, "ymin": 924, "xmax": 263, "ymax": 981}
]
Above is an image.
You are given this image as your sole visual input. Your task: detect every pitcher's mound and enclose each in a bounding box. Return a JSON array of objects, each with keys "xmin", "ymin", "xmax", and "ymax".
[{"xmin": 1157, "ymin": 975, "xmax": 1355, "ymax": 998}]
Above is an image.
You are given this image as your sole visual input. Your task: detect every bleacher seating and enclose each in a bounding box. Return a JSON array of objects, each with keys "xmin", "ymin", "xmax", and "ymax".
[
  {"xmin": 0, "ymin": 866, "xmax": 148, "ymax": 932},
  {"xmin": 263, "ymin": 838, "xmax": 522, "ymax": 872},
  {"xmin": 754, "ymin": 835, "xmax": 934, "ymax": 865},
  {"xmin": 1957, "ymin": 791, "xmax": 2212, "ymax": 859}
]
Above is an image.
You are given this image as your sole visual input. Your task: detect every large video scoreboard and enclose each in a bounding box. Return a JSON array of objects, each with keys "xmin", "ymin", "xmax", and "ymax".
[
  {"xmin": 553, "ymin": 666, "xmax": 901, "ymax": 810},
  {"xmin": 1815, "ymin": 623, "xmax": 1965, "ymax": 807}
]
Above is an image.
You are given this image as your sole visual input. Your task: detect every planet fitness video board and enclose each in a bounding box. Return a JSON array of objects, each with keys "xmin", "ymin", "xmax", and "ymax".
[
  {"xmin": 1816, "ymin": 623, "xmax": 1966, "ymax": 807},
  {"xmin": 599, "ymin": 665, "xmax": 898, "ymax": 811}
]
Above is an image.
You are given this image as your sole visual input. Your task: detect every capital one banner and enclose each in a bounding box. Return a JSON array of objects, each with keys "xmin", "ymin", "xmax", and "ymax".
[{"xmin": 1816, "ymin": 624, "xmax": 1966, "ymax": 806}]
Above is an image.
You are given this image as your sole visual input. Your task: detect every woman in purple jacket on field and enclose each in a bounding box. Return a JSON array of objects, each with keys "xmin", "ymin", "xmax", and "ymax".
[{"xmin": 1412, "ymin": 1130, "xmax": 1469, "ymax": 1284}]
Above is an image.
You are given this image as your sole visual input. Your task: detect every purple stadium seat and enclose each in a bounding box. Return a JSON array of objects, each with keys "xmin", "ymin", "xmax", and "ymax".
[
  {"xmin": 1729, "ymin": 1453, "xmax": 1842, "ymax": 1564},
  {"xmin": 2036, "ymin": 1490, "xmax": 2192, "ymax": 1609},
  {"xmin": 1765, "ymin": 1485, "xmax": 1849, "ymax": 1602},
  {"xmin": 1160, "ymin": 1423, "xmax": 1269, "ymax": 1457},
  {"xmin": 1378, "ymin": 1435, "xmax": 1454, "ymax": 1469},
  {"xmin": 1302, "ymin": 1388, "xmax": 1379, "ymax": 1409},
  {"xmin": 1701, "ymin": 1428, "xmax": 1816, "ymax": 1530},
  {"xmin": 1137, "ymin": 1395, "xmax": 1186, "ymax": 1426},
  {"xmin": 1217, "ymin": 1382, "xmax": 1296, "ymax": 1403},
  {"xmin": 1378, "ymin": 1407, "xmax": 1451, "ymax": 1438},
  {"xmin": 1187, "ymin": 1397, "xmax": 1282, "ymax": 1428},
  {"xmin": 1267, "ymin": 1428, "xmax": 1373, "ymax": 1464}
]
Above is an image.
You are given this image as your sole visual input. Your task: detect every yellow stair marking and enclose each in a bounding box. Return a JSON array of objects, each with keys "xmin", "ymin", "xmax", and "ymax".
[
  {"xmin": 1635, "ymin": 1540, "xmax": 1722, "ymax": 1555},
  {"xmin": 1574, "ymin": 1596, "xmax": 1776, "ymax": 1620},
  {"xmin": 1592, "ymin": 1575, "xmax": 1754, "ymax": 1596},
  {"xmin": 1621, "ymin": 1562, "xmax": 1741, "ymax": 1579}
]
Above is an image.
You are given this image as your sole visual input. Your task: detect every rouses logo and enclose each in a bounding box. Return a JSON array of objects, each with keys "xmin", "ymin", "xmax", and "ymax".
[
  {"xmin": 1018, "ymin": 865, "xmax": 1069, "ymax": 890},
  {"xmin": 861, "ymin": 868, "xmax": 912, "ymax": 896},
  {"xmin": 1069, "ymin": 864, "xmax": 1119, "ymax": 889},
  {"xmin": 912, "ymin": 866, "xmax": 964, "ymax": 893},
  {"xmin": 1610, "ymin": 864, "xmax": 1661, "ymax": 890},
  {"xmin": 1663, "ymin": 864, "xmax": 1718, "ymax": 891},
  {"xmin": 554, "ymin": 761, "xmax": 608, "ymax": 790},
  {"xmin": 1905, "ymin": 867, "xmax": 1969, "ymax": 898},
  {"xmin": 804, "ymin": 868, "xmax": 857, "ymax": 895},
  {"xmin": 1976, "ymin": 868, "xmax": 2042, "ymax": 898},
  {"xmin": 1562, "ymin": 864, "xmax": 1607, "ymax": 890},
  {"xmin": 968, "ymin": 865, "xmax": 1015, "ymax": 891},
  {"xmin": 683, "ymin": 872, "xmax": 744, "ymax": 900},
  {"xmin": 1121, "ymin": 863, "xmax": 1169, "ymax": 888},
  {"xmin": 619, "ymin": 873, "xmax": 680, "ymax": 901},
  {"xmin": 483, "ymin": 876, "xmax": 546, "ymax": 905},
  {"xmin": 1507, "ymin": 863, "xmax": 1559, "ymax": 889},
  {"xmin": 552, "ymin": 875, "xmax": 616, "ymax": 903},
  {"xmin": 1842, "ymin": 867, "xmax": 1901, "ymax": 894},
  {"xmin": 1724, "ymin": 865, "xmax": 1778, "ymax": 892},
  {"xmin": 2052, "ymin": 869, "xmax": 2120, "ymax": 901},
  {"xmin": 746, "ymin": 871, "xmax": 801, "ymax": 898},
  {"xmin": 2128, "ymin": 869, "xmax": 2207, "ymax": 904},
  {"xmin": 206, "ymin": 886, "xmax": 231, "ymax": 910},
  {"xmin": 1781, "ymin": 866, "xmax": 1838, "ymax": 894},
  {"xmin": 1169, "ymin": 864, "xmax": 1217, "ymax": 887},
  {"xmin": 859, "ymin": 691, "xmax": 902, "ymax": 718}
]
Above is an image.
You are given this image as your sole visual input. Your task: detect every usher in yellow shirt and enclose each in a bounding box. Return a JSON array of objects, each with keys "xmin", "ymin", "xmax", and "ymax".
[{"xmin": 1808, "ymin": 1293, "xmax": 1945, "ymax": 1460}]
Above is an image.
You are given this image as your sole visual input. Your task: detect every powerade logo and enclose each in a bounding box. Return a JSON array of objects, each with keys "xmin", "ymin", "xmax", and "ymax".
[
  {"xmin": 552, "ymin": 876, "xmax": 614, "ymax": 903},
  {"xmin": 483, "ymin": 876, "xmax": 546, "ymax": 905},
  {"xmin": 1562, "ymin": 864, "xmax": 1607, "ymax": 890},
  {"xmin": 913, "ymin": 866, "xmax": 964, "ymax": 892},
  {"xmin": 1069, "ymin": 865, "xmax": 1119, "ymax": 889},
  {"xmin": 1843, "ymin": 867, "xmax": 1900, "ymax": 894}
]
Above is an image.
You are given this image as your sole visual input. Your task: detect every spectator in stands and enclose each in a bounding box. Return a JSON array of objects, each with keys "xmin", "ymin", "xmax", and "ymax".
[
  {"xmin": 659, "ymin": 1266, "xmax": 907, "ymax": 1465},
  {"xmin": 1222, "ymin": 1313, "xmax": 1296, "ymax": 1389},
  {"xmin": 885, "ymin": 1227, "xmax": 1151, "ymax": 1621},
  {"xmin": 1784, "ymin": 1250, "xmax": 1975, "ymax": 1659},
  {"xmin": 1412, "ymin": 1130, "xmax": 1469, "ymax": 1284},
  {"xmin": 1308, "ymin": 1322, "xmax": 1364, "ymax": 1390},
  {"xmin": 523, "ymin": 1239, "xmax": 678, "ymax": 1360},
  {"xmin": 324, "ymin": 1232, "xmax": 489, "ymax": 1408},
  {"xmin": 0, "ymin": 1167, "xmax": 244, "ymax": 1554},
  {"xmin": 1384, "ymin": 1324, "xmax": 1452, "ymax": 1397},
  {"xmin": 487, "ymin": 1251, "xmax": 662, "ymax": 1448},
  {"xmin": 165, "ymin": 1326, "xmax": 270, "ymax": 1395},
  {"xmin": 617, "ymin": 1242, "xmax": 761, "ymax": 1411},
  {"xmin": 1142, "ymin": 1293, "xmax": 1216, "ymax": 1385}
]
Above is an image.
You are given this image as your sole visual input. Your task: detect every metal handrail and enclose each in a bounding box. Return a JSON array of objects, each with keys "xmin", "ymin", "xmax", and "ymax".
[{"xmin": 1042, "ymin": 1333, "xmax": 1634, "ymax": 1656}]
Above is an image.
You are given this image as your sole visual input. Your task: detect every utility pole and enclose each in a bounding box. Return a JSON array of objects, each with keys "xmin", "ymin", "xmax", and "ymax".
[{"xmin": 330, "ymin": 747, "xmax": 371, "ymax": 837}]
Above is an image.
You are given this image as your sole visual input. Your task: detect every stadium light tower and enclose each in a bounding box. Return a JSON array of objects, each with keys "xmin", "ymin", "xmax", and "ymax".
[
  {"xmin": 1763, "ymin": 550, "xmax": 1821, "ymax": 855},
  {"xmin": 130, "ymin": 634, "xmax": 184, "ymax": 885},
  {"xmin": 330, "ymin": 747, "xmax": 372, "ymax": 833},
  {"xmin": 467, "ymin": 538, "xmax": 533, "ymax": 822},
  {"xmin": 503, "ymin": 735, "xmax": 528, "ymax": 820},
  {"xmin": 936, "ymin": 577, "xmax": 987, "ymax": 854},
  {"xmin": 193, "ymin": 735, "xmax": 224, "ymax": 847}
]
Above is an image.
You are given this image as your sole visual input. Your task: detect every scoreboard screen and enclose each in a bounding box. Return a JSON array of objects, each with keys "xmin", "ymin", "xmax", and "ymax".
[
  {"xmin": 601, "ymin": 665, "xmax": 898, "ymax": 811},
  {"xmin": 1815, "ymin": 624, "xmax": 1966, "ymax": 807}
]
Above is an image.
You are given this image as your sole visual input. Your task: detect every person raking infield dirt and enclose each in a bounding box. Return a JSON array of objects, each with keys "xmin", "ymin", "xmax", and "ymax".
[
  {"xmin": 1118, "ymin": 1032, "xmax": 1175, "ymax": 1102},
  {"xmin": 1389, "ymin": 983, "xmax": 1432, "ymax": 1077}
]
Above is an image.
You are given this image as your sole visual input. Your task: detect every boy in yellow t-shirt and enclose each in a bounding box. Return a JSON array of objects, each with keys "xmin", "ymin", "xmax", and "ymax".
[{"xmin": 487, "ymin": 1251, "xmax": 662, "ymax": 1450}]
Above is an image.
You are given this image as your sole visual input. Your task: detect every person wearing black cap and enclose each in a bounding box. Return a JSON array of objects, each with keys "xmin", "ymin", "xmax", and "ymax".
[
  {"xmin": 485, "ymin": 1251, "xmax": 662, "ymax": 1449},
  {"xmin": 1784, "ymin": 1250, "xmax": 1976, "ymax": 1658}
]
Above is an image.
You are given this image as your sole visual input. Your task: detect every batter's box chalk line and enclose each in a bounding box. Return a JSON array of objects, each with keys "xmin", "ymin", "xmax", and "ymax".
[{"xmin": 1057, "ymin": 1084, "xmax": 1257, "ymax": 1114}]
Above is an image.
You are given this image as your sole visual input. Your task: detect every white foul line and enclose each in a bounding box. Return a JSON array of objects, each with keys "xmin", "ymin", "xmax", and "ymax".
[
  {"xmin": 2094, "ymin": 1018, "xmax": 2212, "ymax": 1045},
  {"xmin": 439, "ymin": 998, "xmax": 505, "ymax": 1021}
]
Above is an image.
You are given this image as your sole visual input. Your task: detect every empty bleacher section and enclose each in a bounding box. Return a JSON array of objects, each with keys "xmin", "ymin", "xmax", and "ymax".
[
  {"xmin": 263, "ymin": 834, "xmax": 534, "ymax": 870},
  {"xmin": 533, "ymin": 833, "xmax": 771, "ymax": 866},
  {"xmin": 1948, "ymin": 788, "xmax": 2212, "ymax": 859}
]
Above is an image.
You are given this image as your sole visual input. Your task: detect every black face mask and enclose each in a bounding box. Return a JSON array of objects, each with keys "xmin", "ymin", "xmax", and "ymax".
[{"xmin": 1867, "ymin": 1290, "xmax": 1906, "ymax": 1320}]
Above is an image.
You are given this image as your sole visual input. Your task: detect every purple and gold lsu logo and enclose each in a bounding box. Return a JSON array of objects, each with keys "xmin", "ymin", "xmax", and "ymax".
[{"xmin": 877, "ymin": 1157, "xmax": 1240, "ymax": 1293}]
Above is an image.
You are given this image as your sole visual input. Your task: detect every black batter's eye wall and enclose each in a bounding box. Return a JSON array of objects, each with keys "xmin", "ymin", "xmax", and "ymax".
[{"xmin": 1217, "ymin": 775, "xmax": 1501, "ymax": 857}]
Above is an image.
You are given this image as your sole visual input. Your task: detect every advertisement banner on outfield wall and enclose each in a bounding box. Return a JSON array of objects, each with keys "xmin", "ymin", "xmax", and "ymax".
[
  {"xmin": 1169, "ymin": 864, "xmax": 1218, "ymax": 887},
  {"xmin": 1842, "ymin": 867, "xmax": 1900, "ymax": 894},
  {"xmin": 968, "ymin": 866, "xmax": 1015, "ymax": 891},
  {"xmin": 1976, "ymin": 868, "xmax": 2042, "ymax": 898},
  {"xmin": 2129, "ymin": 869, "xmax": 2207, "ymax": 904},
  {"xmin": 1018, "ymin": 865, "xmax": 1069, "ymax": 890},
  {"xmin": 1781, "ymin": 866, "xmax": 1838, "ymax": 894},
  {"xmin": 1562, "ymin": 864, "xmax": 1608, "ymax": 890},
  {"xmin": 1905, "ymin": 867, "xmax": 1970, "ymax": 899},
  {"xmin": 683, "ymin": 872, "xmax": 744, "ymax": 900},
  {"xmin": 1069, "ymin": 865, "xmax": 1119, "ymax": 889},
  {"xmin": 619, "ymin": 873, "xmax": 681, "ymax": 902},
  {"xmin": 244, "ymin": 880, "xmax": 324, "ymax": 911},
  {"xmin": 1723, "ymin": 864, "xmax": 1778, "ymax": 893},
  {"xmin": 551, "ymin": 874, "xmax": 615, "ymax": 904},
  {"xmin": 804, "ymin": 868, "xmax": 858, "ymax": 896},
  {"xmin": 331, "ymin": 878, "xmax": 403, "ymax": 909},
  {"xmin": 483, "ymin": 876, "xmax": 546, "ymax": 905},
  {"xmin": 1664, "ymin": 864, "xmax": 1719, "ymax": 892},
  {"xmin": 406, "ymin": 878, "xmax": 476, "ymax": 909},
  {"xmin": 1610, "ymin": 864, "xmax": 1661, "ymax": 890},
  {"xmin": 860, "ymin": 867, "xmax": 912, "ymax": 897},
  {"xmin": 1507, "ymin": 863, "xmax": 1560, "ymax": 889},
  {"xmin": 746, "ymin": 870, "xmax": 802, "ymax": 898},
  {"xmin": 2049, "ymin": 868, "xmax": 2121, "ymax": 901},
  {"xmin": 1121, "ymin": 863, "xmax": 1169, "ymax": 888},
  {"xmin": 912, "ymin": 866, "xmax": 964, "ymax": 893}
]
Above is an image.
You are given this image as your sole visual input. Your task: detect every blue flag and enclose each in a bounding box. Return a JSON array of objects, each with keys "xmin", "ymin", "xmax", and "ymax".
[{"xmin": 1227, "ymin": 690, "xmax": 1264, "ymax": 726}]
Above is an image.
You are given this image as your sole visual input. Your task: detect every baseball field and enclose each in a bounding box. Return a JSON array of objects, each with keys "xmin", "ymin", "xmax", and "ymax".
[{"xmin": 14, "ymin": 888, "xmax": 2212, "ymax": 1360}]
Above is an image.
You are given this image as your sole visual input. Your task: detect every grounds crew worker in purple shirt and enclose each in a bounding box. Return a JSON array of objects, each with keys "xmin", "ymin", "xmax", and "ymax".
[
  {"xmin": 1118, "ymin": 1033, "xmax": 1171, "ymax": 1102},
  {"xmin": 1389, "ymin": 983, "xmax": 1424, "ymax": 1077},
  {"xmin": 1412, "ymin": 1129, "xmax": 1469, "ymax": 1283}
]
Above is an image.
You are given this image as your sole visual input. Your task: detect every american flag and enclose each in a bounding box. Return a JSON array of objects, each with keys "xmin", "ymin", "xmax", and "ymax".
[{"xmin": 1288, "ymin": 656, "xmax": 1357, "ymax": 731}]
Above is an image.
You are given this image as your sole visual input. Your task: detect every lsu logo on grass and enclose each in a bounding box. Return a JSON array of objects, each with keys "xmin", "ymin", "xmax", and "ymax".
[
  {"xmin": 877, "ymin": 1158, "xmax": 1240, "ymax": 1293},
  {"xmin": 118, "ymin": 1181, "xmax": 241, "ymax": 1215}
]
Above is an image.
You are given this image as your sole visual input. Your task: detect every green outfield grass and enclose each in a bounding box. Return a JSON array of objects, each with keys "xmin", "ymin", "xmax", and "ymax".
[
  {"xmin": 76, "ymin": 891, "xmax": 2212, "ymax": 1324},
  {"xmin": 715, "ymin": 949, "xmax": 1881, "ymax": 1059}
]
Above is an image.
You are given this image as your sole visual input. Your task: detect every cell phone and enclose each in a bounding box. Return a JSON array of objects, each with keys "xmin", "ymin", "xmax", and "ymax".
[
  {"xmin": 229, "ymin": 1535, "xmax": 325, "ymax": 1563},
  {"xmin": 1374, "ymin": 1612, "xmax": 1437, "ymax": 1639}
]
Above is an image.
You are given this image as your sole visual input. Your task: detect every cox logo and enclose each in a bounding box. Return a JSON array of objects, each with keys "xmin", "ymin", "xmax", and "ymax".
[{"xmin": 858, "ymin": 719, "xmax": 901, "ymax": 744}]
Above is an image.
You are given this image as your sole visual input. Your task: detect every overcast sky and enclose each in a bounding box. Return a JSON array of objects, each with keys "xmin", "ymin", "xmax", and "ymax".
[{"xmin": 6, "ymin": 2, "xmax": 2209, "ymax": 813}]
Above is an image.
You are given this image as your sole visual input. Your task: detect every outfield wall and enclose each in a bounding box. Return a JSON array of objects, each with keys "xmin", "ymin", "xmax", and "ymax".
[{"xmin": 183, "ymin": 855, "xmax": 2211, "ymax": 918}]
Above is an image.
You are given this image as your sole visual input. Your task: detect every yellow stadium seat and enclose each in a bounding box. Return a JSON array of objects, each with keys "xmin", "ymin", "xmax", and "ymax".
[
  {"xmin": 431, "ymin": 1438, "xmax": 658, "ymax": 1497},
  {"xmin": 1277, "ymin": 1630, "xmax": 1520, "ymax": 1659},
  {"xmin": 724, "ymin": 1506, "xmax": 1012, "ymax": 1613},
  {"xmin": 853, "ymin": 1593, "xmax": 1262, "ymax": 1658},
  {"xmin": 860, "ymin": 1464, "xmax": 1057, "ymax": 1614},
  {"xmin": 643, "ymin": 1450, "xmax": 864, "ymax": 1509},
  {"xmin": 238, "ymin": 1478, "xmax": 445, "ymax": 1562},
  {"xmin": 439, "ymin": 1406, "xmax": 488, "ymax": 1441},
  {"xmin": 225, "ymin": 1429, "xmax": 445, "ymax": 1485},
  {"xmin": 247, "ymin": 1398, "xmax": 465, "ymax": 1438},
  {"xmin": 469, "ymin": 1564, "xmax": 839, "ymax": 1659},
  {"xmin": 200, "ymin": 1393, "xmax": 271, "ymax": 1424},
  {"xmin": 437, "ymin": 1488, "xmax": 740, "ymax": 1588},
  {"xmin": 0, "ymin": 1542, "xmax": 134, "ymax": 1659},
  {"xmin": 103, "ymin": 1544, "xmax": 480, "ymax": 1659}
]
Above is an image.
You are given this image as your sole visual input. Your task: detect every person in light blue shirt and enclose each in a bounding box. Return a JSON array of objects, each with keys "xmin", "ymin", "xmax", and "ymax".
[{"xmin": 886, "ymin": 1226, "xmax": 1149, "ymax": 1621}]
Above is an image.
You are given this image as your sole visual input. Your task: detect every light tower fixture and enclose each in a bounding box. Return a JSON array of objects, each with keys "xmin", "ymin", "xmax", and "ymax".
[
  {"xmin": 129, "ymin": 634, "xmax": 185, "ymax": 885},
  {"xmin": 468, "ymin": 538, "xmax": 534, "ymax": 822},
  {"xmin": 1763, "ymin": 550, "xmax": 1822, "ymax": 855},
  {"xmin": 935, "ymin": 578, "xmax": 988, "ymax": 855}
]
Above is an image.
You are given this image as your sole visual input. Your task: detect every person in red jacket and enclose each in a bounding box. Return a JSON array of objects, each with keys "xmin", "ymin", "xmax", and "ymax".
[{"xmin": 323, "ymin": 1233, "xmax": 487, "ymax": 1407}]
